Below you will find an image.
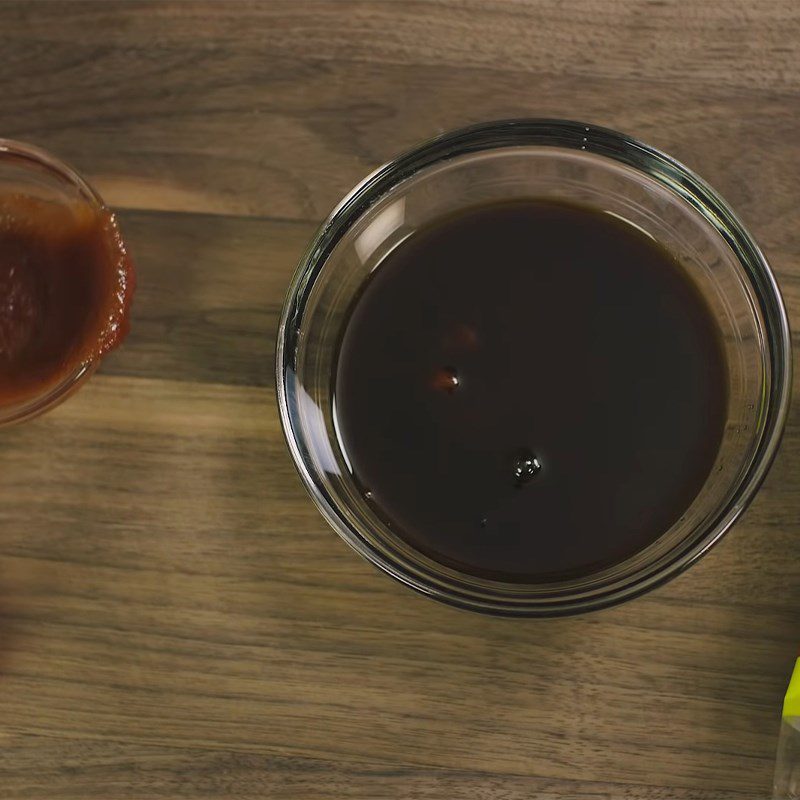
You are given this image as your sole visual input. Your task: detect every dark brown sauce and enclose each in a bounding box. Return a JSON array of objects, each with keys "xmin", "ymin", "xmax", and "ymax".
[
  {"xmin": 0, "ymin": 194, "xmax": 134, "ymax": 407},
  {"xmin": 334, "ymin": 200, "xmax": 728, "ymax": 582}
]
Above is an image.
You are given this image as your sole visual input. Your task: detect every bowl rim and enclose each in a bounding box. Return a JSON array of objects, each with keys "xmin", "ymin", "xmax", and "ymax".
[{"xmin": 275, "ymin": 118, "xmax": 792, "ymax": 616}]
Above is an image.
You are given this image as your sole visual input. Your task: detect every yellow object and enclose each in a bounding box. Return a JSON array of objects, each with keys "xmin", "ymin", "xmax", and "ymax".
[{"xmin": 784, "ymin": 658, "xmax": 800, "ymax": 718}]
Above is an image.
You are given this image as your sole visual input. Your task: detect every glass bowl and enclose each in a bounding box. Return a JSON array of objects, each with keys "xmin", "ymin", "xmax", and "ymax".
[
  {"xmin": 0, "ymin": 139, "xmax": 110, "ymax": 426},
  {"xmin": 276, "ymin": 119, "xmax": 791, "ymax": 616}
]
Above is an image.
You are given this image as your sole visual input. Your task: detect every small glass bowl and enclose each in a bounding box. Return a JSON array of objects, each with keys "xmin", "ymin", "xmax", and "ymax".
[
  {"xmin": 0, "ymin": 140, "xmax": 109, "ymax": 426},
  {"xmin": 276, "ymin": 120, "xmax": 791, "ymax": 616}
]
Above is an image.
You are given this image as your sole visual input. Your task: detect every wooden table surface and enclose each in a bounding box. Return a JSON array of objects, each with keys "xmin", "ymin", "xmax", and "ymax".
[{"xmin": 1, "ymin": 2, "xmax": 799, "ymax": 798}]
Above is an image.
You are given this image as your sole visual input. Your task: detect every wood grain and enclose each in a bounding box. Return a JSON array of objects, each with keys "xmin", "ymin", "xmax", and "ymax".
[{"xmin": 0, "ymin": 2, "xmax": 799, "ymax": 798}]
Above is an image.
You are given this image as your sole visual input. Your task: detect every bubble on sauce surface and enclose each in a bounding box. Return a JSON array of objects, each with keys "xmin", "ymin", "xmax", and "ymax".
[
  {"xmin": 431, "ymin": 366, "xmax": 460, "ymax": 393},
  {"xmin": 512, "ymin": 448, "xmax": 542, "ymax": 487}
]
